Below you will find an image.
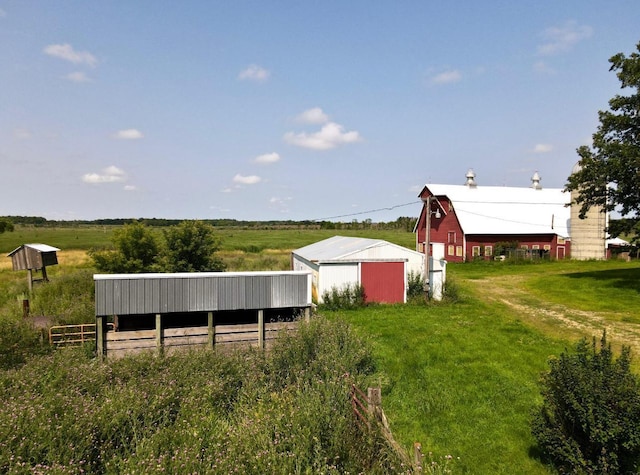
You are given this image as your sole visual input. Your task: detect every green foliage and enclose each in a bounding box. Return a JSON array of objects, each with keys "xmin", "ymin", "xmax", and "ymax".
[
  {"xmin": 494, "ymin": 240, "xmax": 520, "ymax": 257},
  {"xmin": 161, "ymin": 220, "xmax": 226, "ymax": 272},
  {"xmin": 532, "ymin": 331, "xmax": 640, "ymax": 474},
  {"xmin": 89, "ymin": 220, "xmax": 227, "ymax": 273},
  {"xmin": 0, "ymin": 218, "xmax": 14, "ymax": 234},
  {"xmin": 320, "ymin": 283, "xmax": 367, "ymax": 310},
  {"xmin": 407, "ymin": 270, "xmax": 425, "ymax": 301},
  {"xmin": 89, "ymin": 221, "xmax": 160, "ymax": 273},
  {"xmin": 28, "ymin": 269, "xmax": 95, "ymax": 325},
  {"xmin": 565, "ymin": 41, "xmax": 640, "ymax": 242},
  {"xmin": 0, "ymin": 319, "xmax": 407, "ymax": 474}
]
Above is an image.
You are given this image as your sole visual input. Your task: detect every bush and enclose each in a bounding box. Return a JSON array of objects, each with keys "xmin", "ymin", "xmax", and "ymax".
[
  {"xmin": 532, "ymin": 331, "xmax": 640, "ymax": 474},
  {"xmin": 320, "ymin": 283, "xmax": 366, "ymax": 310}
]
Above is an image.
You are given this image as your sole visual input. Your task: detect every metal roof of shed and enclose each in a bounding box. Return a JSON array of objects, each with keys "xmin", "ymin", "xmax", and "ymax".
[
  {"xmin": 424, "ymin": 184, "xmax": 571, "ymax": 237},
  {"xmin": 292, "ymin": 235, "xmax": 421, "ymax": 262},
  {"xmin": 8, "ymin": 243, "xmax": 60, "ymax": 256}
]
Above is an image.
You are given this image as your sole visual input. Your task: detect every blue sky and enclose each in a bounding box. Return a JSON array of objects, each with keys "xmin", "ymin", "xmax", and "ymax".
[{"xmin": 1, "ymin": 1, "xmax": 638, "ymax": 222}]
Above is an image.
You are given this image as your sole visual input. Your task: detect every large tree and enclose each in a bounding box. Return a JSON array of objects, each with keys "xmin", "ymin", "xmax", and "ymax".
[
  {"xmin": 565, "ymin": 42, "xmax": 640, "ymax": 241},
  {"xmin": 161, "ymin": 220, "xmax": 226, "ymax": 272},
  {"xmin": 90, "ymin": 221, "xmax": 160, "ymax": 273}
]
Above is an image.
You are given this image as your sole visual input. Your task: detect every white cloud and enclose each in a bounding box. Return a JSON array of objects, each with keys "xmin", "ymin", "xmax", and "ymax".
[
  {"xmin": 430, "ymin": 69, "xmax": 462, "ymax": 85},
  {"xmin": 112, "ymin": 128, "xmax": 144, "ymax": 140},
  {"xmin": 238, "ymin": 64, "xmax": 270, "ymax": 82},
  {"xmin": 66, "ymin": 71, "xmax": 91, "ymax": 83},
  {"xmin": 284, "ymin": 122, "xmax": 362, "ymax": 150},
  {"xmin": 13, "ymin": 128, "xmax": 32, "ymax": 140},
  {"xmin": 296, "ymin": 107, "xmax": 329, "ymax": 124},
  {"xmin": 533, "ymin": 60, "xmax": 556, "ymax": 75},
  {"xmin": 43, "ymin": 43, "xmax": 98, "ymax": 67},
  {"xmin": 533, "ymin": 143, "xmax": 553, "ymax": 153},
  {"xmin": 254, "ymin": 152, "xmax": 281, "ymax": 164},
  {"xmin": 232, "ymin": 174, "xmax": 262, "ymax": 185},
  {"xmin": 82, "ymin": 165, "xmax": 127, "ymax": 184},
  {"xmin": 537, "ymin": 21, "xmax": 593, "ymax": 56}
]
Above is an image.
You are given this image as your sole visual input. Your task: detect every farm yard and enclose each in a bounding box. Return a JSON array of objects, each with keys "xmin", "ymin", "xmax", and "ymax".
[{"xmin": 1, "ymin": 225, "xmax": 640, "ymax": 473}]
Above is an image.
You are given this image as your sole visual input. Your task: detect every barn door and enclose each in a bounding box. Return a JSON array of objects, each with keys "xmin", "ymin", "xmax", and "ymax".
[{"xmin": 360, "ymin": 262, "xmax": 405, "ymax": 304}]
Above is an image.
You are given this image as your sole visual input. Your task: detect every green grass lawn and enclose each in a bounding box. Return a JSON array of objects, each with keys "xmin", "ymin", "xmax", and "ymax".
[{"xmin": 327, "ymin": 299, "xmax": 565, "ymax": 474}]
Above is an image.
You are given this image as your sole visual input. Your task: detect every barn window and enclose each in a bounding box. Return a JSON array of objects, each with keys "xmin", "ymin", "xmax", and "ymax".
[
  {"xmin": 455, "ymin": 246, "xmax": 463, "ymax": 257},
  {"xmin": 544, "ymin": 245, "xmax": 551, "ymax": 251},
  {"xmin": 447, "ymin": 245, "xmax": 454, "ymax": 256},
  {"xmin": 448, "ymin": 232, "xmax": 456, "ymax": 244},
  {"xmin": 485, "ymin": 245, "xmax": 493, "ymax": 256},
  {"xmin": 557, "ymin": 237, "xmax": 566, "ymax": 245},
  {"xmin": 472, "ymin": 246, "xmax": 481, "ymax": 257},
  {"xmin": 532, "ymin": 245, "xmax": 540, "ymax": 250}
]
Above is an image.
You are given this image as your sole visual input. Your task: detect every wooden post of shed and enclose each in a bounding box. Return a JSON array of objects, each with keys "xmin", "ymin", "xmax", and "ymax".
[
  {"xmin": 155, "ymin": 314, "xmax": 163, "ymax": 355},
  {"xmin": 258, "ymin": 309, "xmax": 265, "ymax": 349},
  {"xmin": 96, "ymin": 315, "xmax": 106, "ymax": 360},
  {"xmin": 208, "ymin": 311, "xmax": 215, "ymax": 349}
]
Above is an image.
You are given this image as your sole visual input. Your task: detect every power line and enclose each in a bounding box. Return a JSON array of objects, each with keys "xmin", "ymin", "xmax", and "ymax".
[{"xmin": 313, "ymin": 200, "xmax": 420, "ymax": 221}]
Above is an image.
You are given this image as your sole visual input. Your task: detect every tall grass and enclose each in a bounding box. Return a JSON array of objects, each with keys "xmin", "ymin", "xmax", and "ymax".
[{"xmin": 0, "ymin": 318, "xmax": 410, "ymax": 474}]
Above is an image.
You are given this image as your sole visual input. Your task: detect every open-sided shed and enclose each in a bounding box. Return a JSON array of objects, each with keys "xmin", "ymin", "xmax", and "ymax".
[
  {"xmin": 291, "ymin": 236, "xmax": 425, "ymax": 304},
  {"xmin": 94, "ymin": 271, "xmax": 312, "ymax": 358}
]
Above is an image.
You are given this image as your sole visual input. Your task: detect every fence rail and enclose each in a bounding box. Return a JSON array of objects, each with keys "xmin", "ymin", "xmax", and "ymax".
[{"xmin": 49, "ymin": 323, "xmax": 114, "ymax": 347}]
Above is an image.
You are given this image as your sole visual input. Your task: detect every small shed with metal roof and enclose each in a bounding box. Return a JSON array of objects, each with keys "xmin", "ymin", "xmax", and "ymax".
[
  {"xmin": 8, "ymin": 243, "xmax": 60, "ymax": 291},
  {"xmin": 291, "ymin": 235, "xmax": 425, "ymax": 304}
]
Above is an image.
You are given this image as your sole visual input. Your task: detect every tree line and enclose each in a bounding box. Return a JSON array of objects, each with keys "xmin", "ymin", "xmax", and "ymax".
[{"xmin": 0, "ymin": 216, "xmax": 418, "ymax": 232}]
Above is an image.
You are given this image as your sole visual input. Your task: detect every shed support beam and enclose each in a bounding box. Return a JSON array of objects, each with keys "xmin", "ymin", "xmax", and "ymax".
[
  {"xmin": 258, "ymin": 310, "xmax": 264, "ymax": 349},
  {"xmin": 208, "ymin": 311, "xmax": 215, "ymax": 349},
  {"xmin": 96, "ymin": 315, "xmax": 106, "ymax": 360},
  {"xmin": 155, "ymin": 314, "xmax": 163, "ymax": 356}
]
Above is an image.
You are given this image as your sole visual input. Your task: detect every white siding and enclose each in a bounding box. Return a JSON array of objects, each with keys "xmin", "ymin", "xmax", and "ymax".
[{"xmin": 317, "ymin": 263, "xmax": 359, "ymax": 303}]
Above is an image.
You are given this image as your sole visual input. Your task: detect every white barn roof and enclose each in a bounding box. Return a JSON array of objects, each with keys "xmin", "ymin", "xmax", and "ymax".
[
  {"xmin": 293, "ymin": 235, "xmax": 421, "ymax": 262},
  {"xmin": 426, "ymin": 184, "xmax": 571, "ymax": 237}
]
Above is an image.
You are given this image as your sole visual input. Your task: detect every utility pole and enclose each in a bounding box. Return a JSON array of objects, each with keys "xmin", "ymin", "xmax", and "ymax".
[{"xmin": 423, "ymin": 196, "xmax": 432, "ymax": 301}]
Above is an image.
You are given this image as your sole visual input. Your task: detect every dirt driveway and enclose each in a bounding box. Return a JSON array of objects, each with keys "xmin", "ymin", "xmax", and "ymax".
[{"xmin": 468, "ymin": 272, "xmax": 640, "ymax": 358}]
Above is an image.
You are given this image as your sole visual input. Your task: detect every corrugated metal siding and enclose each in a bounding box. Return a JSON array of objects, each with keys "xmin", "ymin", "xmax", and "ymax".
[{"xmin": 95, "ymin": 272, "xmax": 311, "ymax": 316}]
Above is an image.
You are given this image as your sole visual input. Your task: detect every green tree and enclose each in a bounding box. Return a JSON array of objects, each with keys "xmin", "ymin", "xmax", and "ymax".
[
  {"xmin": 161, "ymin": 220, "xmax": 226, "ymax": 272},
  {"xmin": 566, "ymin": 42, "xmax": 640, "ymax": 241},
  {"xmin": 532, "ymin": 332, "xmax": 640, "ymax": 474},
  {"xmin": 89, "ymin": 221, "xmax": 160, "ymax": 273},
  {"xmin": 0, "ymin": 218, "xmax": 14, "ymax": 233}
]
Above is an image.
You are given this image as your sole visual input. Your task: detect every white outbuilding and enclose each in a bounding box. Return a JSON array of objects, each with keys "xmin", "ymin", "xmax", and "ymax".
[{"xmin": 291, "ymin": 235, "xmax": 428, "ymax": 304}]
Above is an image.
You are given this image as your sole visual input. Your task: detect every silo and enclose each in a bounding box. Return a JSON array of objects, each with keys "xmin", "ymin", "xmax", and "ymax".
[{"xmin": 569, "ymin": 162, "xmax": 607, "ymax": 260}]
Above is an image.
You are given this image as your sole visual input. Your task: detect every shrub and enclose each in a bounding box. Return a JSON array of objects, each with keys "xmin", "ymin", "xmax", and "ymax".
[
  {"xmin": 407, "ymin": 271, "xmax": 425, "ymax": 301},
  {"xmin": 532, "ymin": 331, "xmax": 640, "ymax": 474},
  {"xmin": 320, "ymin": 283, "xmax": 366, "ymax": 310}
]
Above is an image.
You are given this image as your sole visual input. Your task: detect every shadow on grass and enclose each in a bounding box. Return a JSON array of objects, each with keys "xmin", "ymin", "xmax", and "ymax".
[{"xmin": 564, "ymin": 267, "xmax": 640, "ymax": 294}]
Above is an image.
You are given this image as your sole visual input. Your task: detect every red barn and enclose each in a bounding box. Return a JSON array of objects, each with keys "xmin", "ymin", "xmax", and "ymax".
[{"xmin": 415, "ymin": 171, "xmax": 572, "ymax": 262}]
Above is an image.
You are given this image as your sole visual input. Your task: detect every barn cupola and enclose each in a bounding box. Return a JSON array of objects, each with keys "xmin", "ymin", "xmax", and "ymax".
[
  {"xmin": 464, "ymin": 169, "xmax": 477, "ymax": 187},
  {"xmin": 531, "ymin": 171, "xmax": 542, "ymax": 190}
]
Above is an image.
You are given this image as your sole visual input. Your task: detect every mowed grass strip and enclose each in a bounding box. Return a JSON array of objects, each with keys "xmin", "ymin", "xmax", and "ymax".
[{"xmin": 325, "ymin": 296, "xmax": 566, "ymax": 474}]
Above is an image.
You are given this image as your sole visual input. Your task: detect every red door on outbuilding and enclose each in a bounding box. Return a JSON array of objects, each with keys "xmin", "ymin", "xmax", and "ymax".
[{"xmin": 360, "ymin": 261, "xmax": 405, "ymax": 304}]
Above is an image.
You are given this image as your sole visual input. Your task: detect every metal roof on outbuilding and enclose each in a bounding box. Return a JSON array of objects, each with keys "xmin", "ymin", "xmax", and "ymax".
[
  {"xmin": 292, "ymin": 235, "xmax": 422, "ymax": 263},
  {"xmin": 8, "ymin": 243, "xmax": 60, "ymax": 256}
]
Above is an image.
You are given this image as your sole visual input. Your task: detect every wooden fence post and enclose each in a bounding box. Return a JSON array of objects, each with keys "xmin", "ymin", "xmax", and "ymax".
[
  {"xmin": 413, "ymin": 442, "xmax": 423, "ymax": 472},
  {"xmin": 368, "ymin": 387, "xmax": 382, "ymax": 422}
]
